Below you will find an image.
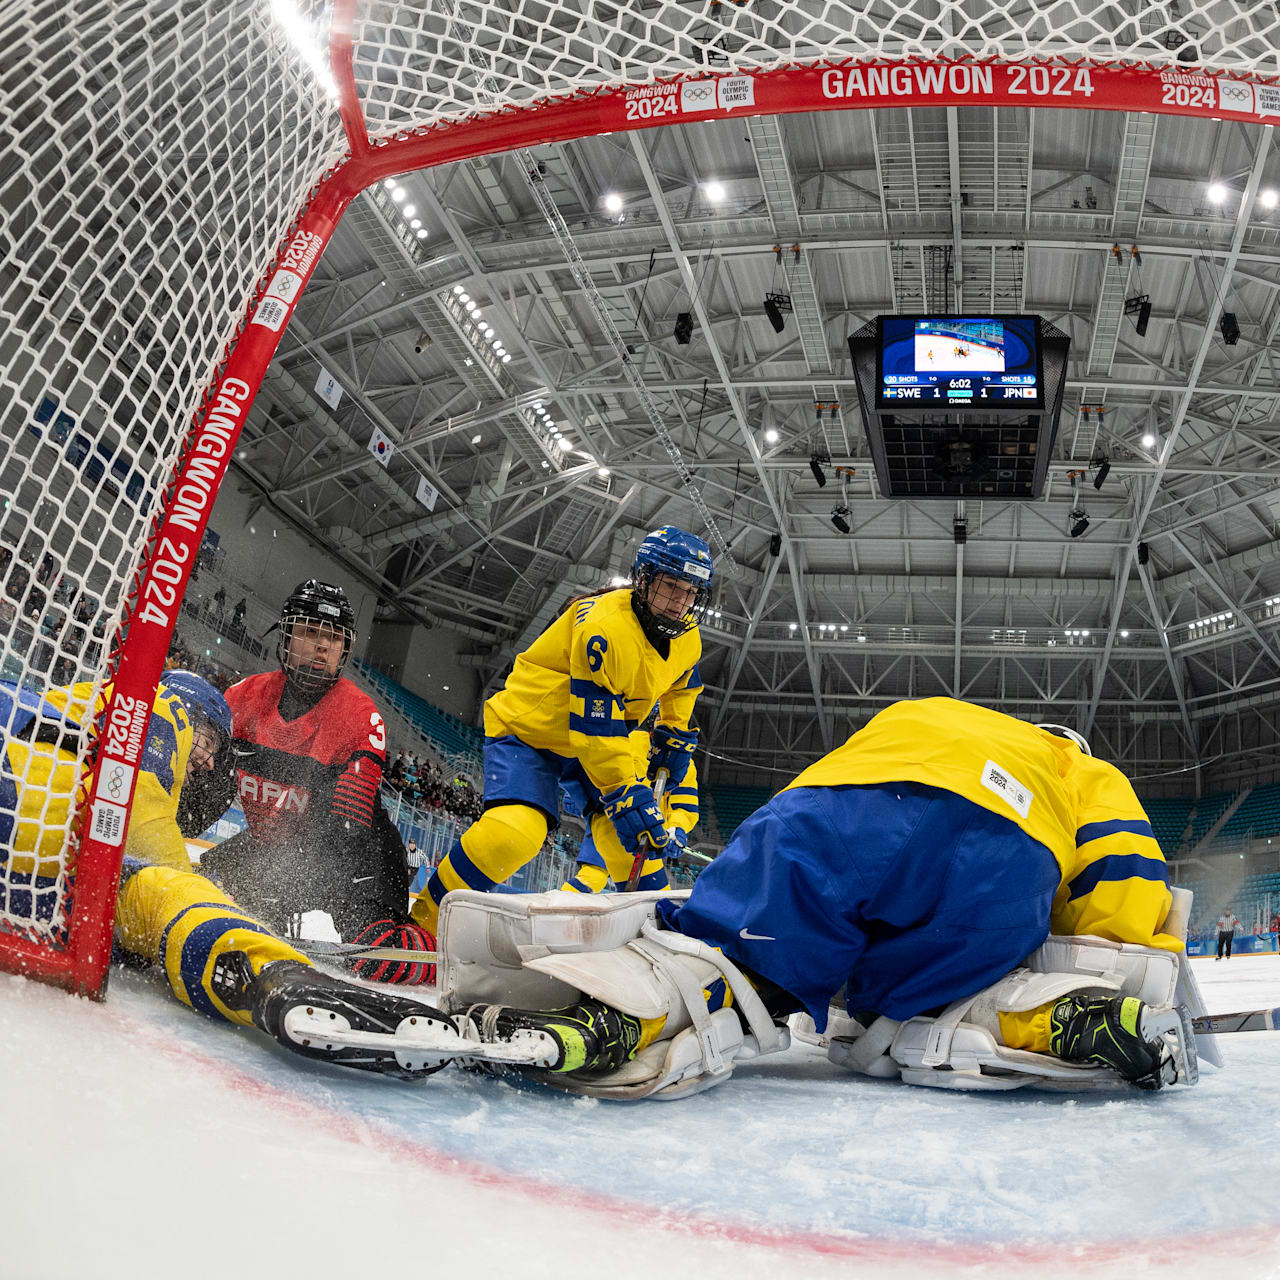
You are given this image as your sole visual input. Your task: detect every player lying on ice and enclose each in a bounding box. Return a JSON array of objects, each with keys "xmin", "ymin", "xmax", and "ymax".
[
  {"xmin": 4, "ymin": 670, "xmax": 1201, "ymax": 1092},
  {"xmin": 419, "ymin": 697, "xmax": 1205, "ymax": 1097},
  {"xmin": 96, "ymin": 694, "xmax": 1203, "ymax": 1094}
]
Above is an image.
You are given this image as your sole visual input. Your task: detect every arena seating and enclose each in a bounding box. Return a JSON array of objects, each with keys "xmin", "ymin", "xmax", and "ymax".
[
  {"xmin": 1216, "ymin": 782, "xmax": 1280, "ymax": 844},
  {"xmin": 353, "ymin": 660, "xmax": 483, "ymax": 765},
  {"xmin": 705, "ymin": 783, "xmax": 775, "ymax": 842},
  {"xmin": 1187, "ymin": 792, "xmax": 1235, "ymax": 847},
  {"xmin": 1140, "ymin": 796, "xmax": 1193, "ymax": 857}
]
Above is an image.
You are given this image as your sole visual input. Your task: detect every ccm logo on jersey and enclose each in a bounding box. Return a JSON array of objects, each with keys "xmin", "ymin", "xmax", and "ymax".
[{"xmin": 239, "ymin": 773, "xmax": 311, "ymax": 814}]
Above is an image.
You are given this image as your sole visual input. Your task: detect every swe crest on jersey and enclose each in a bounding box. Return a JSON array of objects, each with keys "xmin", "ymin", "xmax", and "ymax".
[{"xmin": 239, "ymin": 772, "xmax": 311, "ymax": 814}]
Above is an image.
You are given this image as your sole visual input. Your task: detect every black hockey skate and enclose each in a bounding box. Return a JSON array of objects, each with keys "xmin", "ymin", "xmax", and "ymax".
[
  {"xmin": 240, "ymin": 959, "xmax": 458, "ymax": 1080},
  {"xmin": 461, "ymin": 999, "xmax": 646, "ymax": 1076},
  {"xmin": 1048, "ymin": 994, "xmax": 1185, "ymax": 1090}
]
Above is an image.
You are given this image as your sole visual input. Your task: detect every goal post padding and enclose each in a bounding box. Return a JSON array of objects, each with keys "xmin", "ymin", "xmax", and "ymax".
[{"xmin": 2, "ymin": 0, "xmax": 1277, "ymax": 996}]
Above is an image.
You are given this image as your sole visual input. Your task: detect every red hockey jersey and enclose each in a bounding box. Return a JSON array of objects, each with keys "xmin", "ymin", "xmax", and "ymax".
[{"xmin": 226, "ymin": 671, "xmax": 386, "ymax": 843}]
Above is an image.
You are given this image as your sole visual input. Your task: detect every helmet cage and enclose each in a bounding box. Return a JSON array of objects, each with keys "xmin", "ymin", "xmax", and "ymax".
[
  {"xmin": 278, "ymin": 613, "xmax": 354, "ymax": 692},
  {"xmin": 631, "ymin": 563, "xmax": 711, "ymax": 640}
]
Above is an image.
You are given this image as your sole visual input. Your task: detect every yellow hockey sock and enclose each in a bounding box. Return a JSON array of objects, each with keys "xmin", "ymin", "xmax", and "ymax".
[
  {"xmin": 997, "ymin": 1001, "xmax": 1055, "ymax": 1052},
  {"xmin": 562, "ymin": 862, "xmax": 609, "ymax": 893},
  {"xmin": 116, "ymin": 863, "xmax": 310, "ymax": 1027}
]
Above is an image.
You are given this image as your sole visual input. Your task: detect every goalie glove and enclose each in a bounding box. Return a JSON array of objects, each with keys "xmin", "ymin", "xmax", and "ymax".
[
  {"xmin": 649, "ymin": 724, "xmax": 698, "ymax": 787},
  {"xmin": 601, "ymin": 782, "xmax": 669, "ymax": 856}
]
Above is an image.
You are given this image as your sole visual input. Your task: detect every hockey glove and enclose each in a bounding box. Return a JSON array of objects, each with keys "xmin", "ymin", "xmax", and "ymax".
[
  {"xmin": 649, "ymin": 724, "xmax": 699, "ymax": 787},
  {"xmin": 601, "ymin": 782, "xmax": 669, "ymax": 855},
  {"xmin": 350, "ymin": 919, "xmax": 436, "ymax": 986}
]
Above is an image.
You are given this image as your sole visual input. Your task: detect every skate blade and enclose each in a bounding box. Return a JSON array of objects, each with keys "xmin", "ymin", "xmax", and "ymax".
[
  {"xmin": 1140, "ymin": 1004, "xmax": 1199, "ymax": 1088},
  {"xmin": 281, "ymin": 1008, "xmax": 559, "ymax": 1069}
]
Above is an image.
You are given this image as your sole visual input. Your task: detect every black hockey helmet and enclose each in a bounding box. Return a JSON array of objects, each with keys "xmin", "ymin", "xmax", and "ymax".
[{"xmin": 277, "ymin": 579, "xmax": 356, "ymax": 692}]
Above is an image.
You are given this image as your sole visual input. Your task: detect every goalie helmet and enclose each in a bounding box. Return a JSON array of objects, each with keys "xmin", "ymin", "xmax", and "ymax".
[
  {"xmin": 631, "ymin": 526, "xmax": 714, "ymax": 640},
  {"xmin": 161, "ymin": 670, "xmax": 232, "ymax": 745},
  {"xmin": 1036, "ymin": 723, "xmax": 1092, "ymax": 756},
  {"xmin": 277, "ymin": 579, "xmax": 356, "ymax": 692}
]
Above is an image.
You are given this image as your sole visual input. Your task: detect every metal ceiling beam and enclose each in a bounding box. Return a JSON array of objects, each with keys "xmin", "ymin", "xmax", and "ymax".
[
  {"xmin": 632, "ymin": 133, "xmax": 832, "ymax": 751},
  {"xmin": 1084, "ymin": 126, "xmax": 1275, "ymax": 737}
]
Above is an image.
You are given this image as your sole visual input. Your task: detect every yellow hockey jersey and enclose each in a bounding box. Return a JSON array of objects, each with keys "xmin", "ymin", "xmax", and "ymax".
[
  {"xmin": 785, "ymin": 697, "xmax": 1179, "ymax": 952},
  {"xmin": 485, "ymin": 589, "xmax": 703, "ymax": 796},
  {"xmin": 4, "ymin": 678, "xmax": 197, "ymax": 877},
  {"xmin": 664, "ymin": 760, "xmax": 700, "ymax": 839}
]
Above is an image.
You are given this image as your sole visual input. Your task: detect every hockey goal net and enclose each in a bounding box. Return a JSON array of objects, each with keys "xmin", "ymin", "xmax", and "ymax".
[{"xmin": 1, "ymin": 0, "xmax": 1276, "ymax": 996}]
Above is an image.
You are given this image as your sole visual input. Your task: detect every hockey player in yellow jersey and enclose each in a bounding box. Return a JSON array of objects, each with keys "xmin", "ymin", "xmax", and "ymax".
[
  {"xmin": 412, "ymin": 526, "xmax": 713, "ymax": 933},
  {"xmin": 448, "ymin": 698, "xmax": 1202, "ymax": 1098},
  {"xmin": 562, "ymin": 755, "xmax": 701, "ymax": 893},
  {"xmin": 1, "ymin": 671, "xmax": 455, "ymax": 1079}
]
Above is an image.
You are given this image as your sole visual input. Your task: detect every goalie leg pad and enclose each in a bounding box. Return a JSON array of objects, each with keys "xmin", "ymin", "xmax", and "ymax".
[
  {"xmin": 830, "ymin": 958, "xmax": 1197, "ymax": 1091},
  {"xmin": 437, "ymin": 888, "xmax": 684, "ymax": 1012},
  {"xmin": 439, "ymin": 890, "xmax": 788, "ymax": 1099}
]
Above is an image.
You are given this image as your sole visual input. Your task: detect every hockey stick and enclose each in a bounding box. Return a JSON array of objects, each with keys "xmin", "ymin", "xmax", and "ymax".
[
  {"xmin": 626, "ymin": 768, "xmax": 668, "ymax": 891},
  {"xmin": 296, "ymin": 938, "xmax": 437, "ymax": 965},
  {"xmin": 1192, "ymin": 1007, "xmax": 1280, "ymax": 1034}
]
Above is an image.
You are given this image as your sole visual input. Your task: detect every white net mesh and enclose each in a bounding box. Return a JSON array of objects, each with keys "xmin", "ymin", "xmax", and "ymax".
[
  {"xmin": 0, "ymin": 0, "xmax": 344, "ymax": 964},
  {"xmin": 350, "ymin": 0, "xmax": 1280, "ymax": 138},
  {"xmin": 0, "ymin": 0, "xmax": 1275, "ymax": 984}
]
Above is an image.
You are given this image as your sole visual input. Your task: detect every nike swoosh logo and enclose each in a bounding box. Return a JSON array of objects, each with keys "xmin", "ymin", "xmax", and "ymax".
[{"xmin": 739, "ymin": 928, "xmax": 775, "ymax": 941}]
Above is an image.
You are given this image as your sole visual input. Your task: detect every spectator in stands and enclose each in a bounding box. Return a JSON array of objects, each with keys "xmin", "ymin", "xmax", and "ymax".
[
  {"xmin": 213, "ymin": 586, "xmax": 227, "ymax": 621},
  {"xmin": 1216, "ymin": 908, "xmax": 1242, "ymax": 960},
  {"xmin": 231, "ymin": 597, "xmax": 247, "ymax": 632}
]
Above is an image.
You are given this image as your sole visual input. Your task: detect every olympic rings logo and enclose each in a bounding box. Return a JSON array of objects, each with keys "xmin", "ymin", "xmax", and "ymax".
[
  {"xmin": 1219, "ymin": 83, "xmax": 1251, "ymax": 104},
  {"xmin": 105, "ymin": 765, "xmax": 126, "ymax": 799}
]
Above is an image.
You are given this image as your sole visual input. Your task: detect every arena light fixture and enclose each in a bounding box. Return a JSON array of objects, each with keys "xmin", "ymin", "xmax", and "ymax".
[
  {"xmin": 603, "ymin": 192, "xmax": 624, "ymax": 213},
  {"xmin": 1207, "ymin": 182, "xmax": 1228, "ymax": 204},
  {"xmin": 703, "ymin": 180, "xmax": 726, "ymax": 202},
  {"xmin": 391, "ymin": 185, "xmax": 406, "ymax": 201},
  {"xmin": 402, "ymin": 204, "xmax": 416, "ymax": 217},
  {"xmin": 597, "ymin": 466, "xmax": 610, "ymax": 477},
  {"xmin": 1261, "ymin": 189, "xmax": 1279, "ymax": 210},
  {"xmin": 1141, "ymin": 431, "xmax": 1157, "ymax": 448}
]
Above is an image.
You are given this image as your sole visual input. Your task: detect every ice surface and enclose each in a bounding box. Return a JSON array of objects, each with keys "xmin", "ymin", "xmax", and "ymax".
[{"xmin": 3, "ymin": 954, "xmax": 1280, "ymax": 1279}]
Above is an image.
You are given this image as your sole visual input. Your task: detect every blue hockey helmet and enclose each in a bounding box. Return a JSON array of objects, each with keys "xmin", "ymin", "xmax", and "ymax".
[
  {"xmin": 162, "ymin": 670, "xmax": 232, "ymax": 745},
  {"xmin": 631, "ymin": 526, "xmax": 714, "ymax": 639}
]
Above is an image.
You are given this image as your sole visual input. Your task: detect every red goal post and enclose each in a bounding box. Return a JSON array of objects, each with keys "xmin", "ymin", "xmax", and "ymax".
[{"xmin": 1, "ymin": 0, "xmax": 1277, "ymax": 997}]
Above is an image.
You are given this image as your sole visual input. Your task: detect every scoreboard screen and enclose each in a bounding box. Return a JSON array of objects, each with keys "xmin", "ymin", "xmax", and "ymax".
[{"xmin": 876, "ymin": 315, "xmax": 1044, "ymax": 411}]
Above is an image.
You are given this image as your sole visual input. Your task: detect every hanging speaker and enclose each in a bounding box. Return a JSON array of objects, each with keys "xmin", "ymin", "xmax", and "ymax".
[
  {"xmin": 769, "ymin": 532, "xmax": 782, "ymax": 556},
  {"xmin": 1135, "ymin": 300, "xmax": 1152, "ymax": 337},
  {"xmin": 673, "ymin": 312, "xmax": 693, "ymax": 344},
  {"xmin": 763, "ymin": 297, "xmax": 785, "ymax": 333}
]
